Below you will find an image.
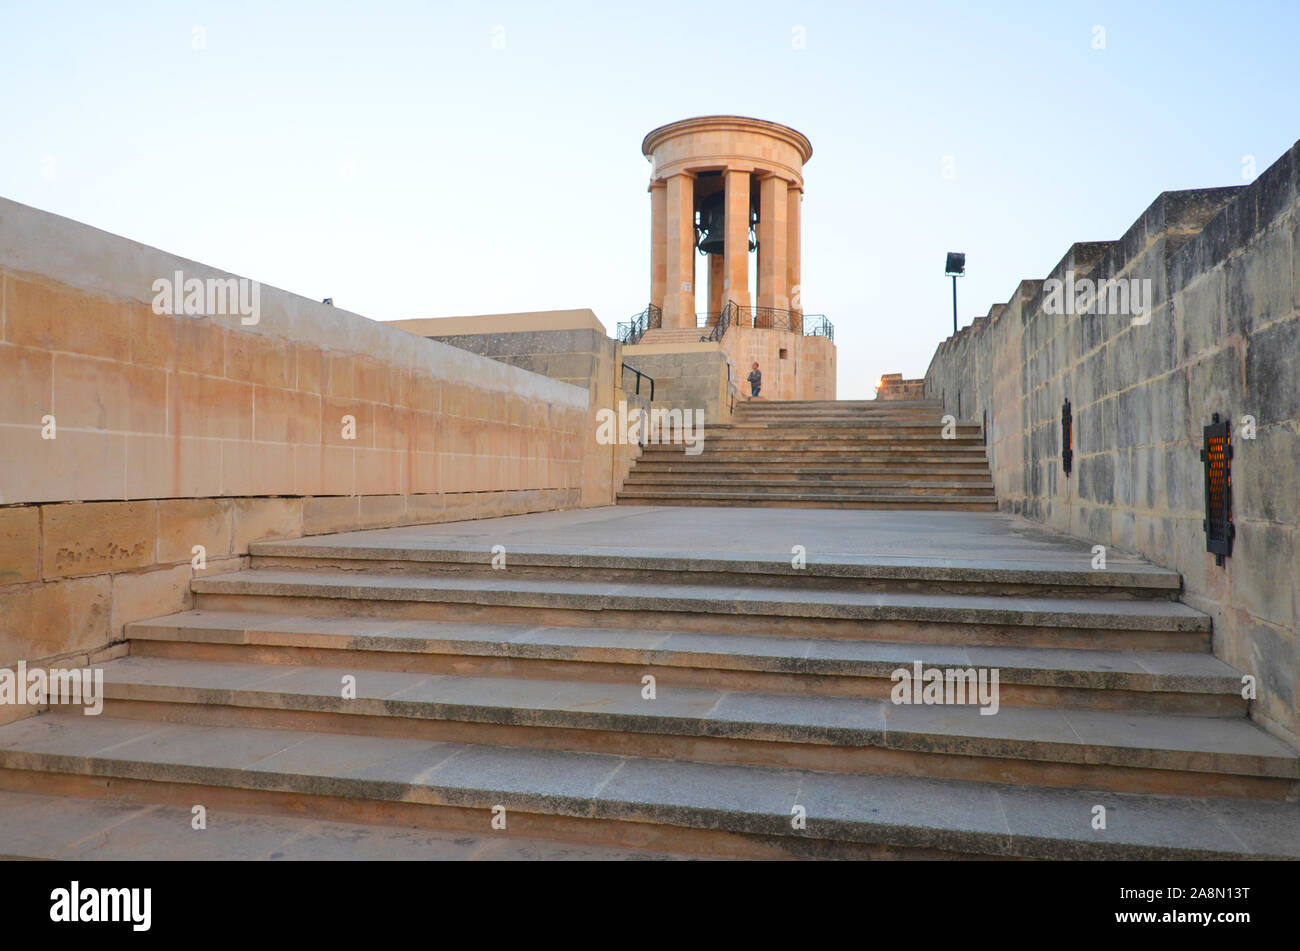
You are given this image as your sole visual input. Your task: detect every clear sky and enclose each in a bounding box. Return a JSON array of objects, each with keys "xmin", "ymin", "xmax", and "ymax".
[{"xmin": 3, "ymin": 1, "xmax": 1297, "ymax": 398}]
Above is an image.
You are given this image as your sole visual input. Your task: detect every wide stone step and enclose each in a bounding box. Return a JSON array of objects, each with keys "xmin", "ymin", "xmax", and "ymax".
[
  {"xmin": 673, "ymin": 435, "xmax": 987, "ymax": 447},
  {"xmin": 126, "ymin": 611, "xmax": 1245, "ymax": 714},
  {"xmin": 732, "ymin": 409, "xmax": 941, "ymax": 414},
  {"xmin": 0, "ymin": 789, "xmax": 692, "ymax": 861},
  {"xmin": 620, "ymin": 478, "xmax": 997, "ymax": 496},
  {"xmin": 650, "ymin": 443, "xmax": 989, "ymax": 455},
  {"xmin": 189, "ymin": 569, "xmax": 1211, "ymax": 650},
  {"xmin": 716, "ymin": 424, "xmax": 980, "ymax": 435},
  {"xmin": 1, "ymin": 714, "xmax": 1296, "ymax": 858},
  {"xmin": 729, "ymin": 417, "xmax": 948, "ymax": 426},
  {"xmin": 625, "ymin": 456, "xmax": 992, "ymax": 468},
  {"xmin": 626, "ymin": 465, "xmax": 994, "ymax": 481},
  {"xmin": 247, "ymin": 533, "xmax": 1182, "ymax": 597},
  {"xmin": 733, "ymin": 410, "xmax": 943, "ymax": 418},
  {"xmin": 85, "ymin": 656, "xmax": 1293, "ymax": 796},
  {"xmin": 737, "ymin": 400, "xmax": 941, "ymax": 410},
  {"xmin": 636, "ymin": 445, "xmax": 990, "ymax": 457},
  {"xmin": 616, "ymin": 491, "xmax": 998, "ymax": 509}
]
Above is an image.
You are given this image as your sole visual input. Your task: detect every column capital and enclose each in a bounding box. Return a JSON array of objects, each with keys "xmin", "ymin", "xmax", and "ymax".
[{"xmin": 649, "ymin": 170, "xmax": 697, "ymax": 191}]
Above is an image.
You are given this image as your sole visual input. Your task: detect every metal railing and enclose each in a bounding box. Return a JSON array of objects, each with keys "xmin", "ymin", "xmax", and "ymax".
[
  {"xmin": 801, "ymin": 314, "xmax": 834, "ymax": 342},
  {"xmin": 615, "ymin": 303, "xmax": 662, "ymax": 346},
  {"xmin": 621, "ymin": 362, "xmax": 655, "ymax": 402},
  {"xmin": 696, "ymin": 302, "xmax": 834, "ymax": 343},
  {"xmin": 616, "ymin": 301, "xmax": 834, "ymax": 346},
  {"xmin": 700, "ymin": 300, "xmax": 736, "ymax": 343}
]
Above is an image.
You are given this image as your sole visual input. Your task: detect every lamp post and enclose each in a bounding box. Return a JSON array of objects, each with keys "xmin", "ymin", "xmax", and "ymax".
[{"xmin": 945, "ymin": 252, "xmax": 965, "ymax": 335}]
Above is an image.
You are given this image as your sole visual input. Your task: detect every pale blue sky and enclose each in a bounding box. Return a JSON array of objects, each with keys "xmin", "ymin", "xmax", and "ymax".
[{"xmin": 3, "ymin": 1, "xmax": 1297, "ymax": 398}]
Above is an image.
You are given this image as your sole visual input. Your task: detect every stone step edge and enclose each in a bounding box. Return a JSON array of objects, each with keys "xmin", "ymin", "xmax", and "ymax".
[
  {"xmin": 92, "ymin": 661, "xmax": 1289, "ymax": 775},
  {"xmin": 125, "ymin": 612, "xmax": 1234, "ymax": 693},
  {"xmin": 0, "ymin": 790, "xmax": 699, "ymax": 861},
  {"xmin": 614, "ymin": 498, "xmax": 999, "ymax": 506},
  {"xmin": 246, "ymin": 543, "xmax": 1179, "ymax": 590},
  {"xmin": 0, "ymin": 716, "xmax": 1291, "ymax": 860},
  {"xmin": 636, "ymin": 444, "xmax": 990, "ymax": 451},
  {"xmin": 189, "ymin": 571, "xmax": 1210, "ymax": 631},
  {"xmin": 619, "ymin": 479, "xmax": 996, "ymax": 489},
  {"xmin": 614, "ymin": 495, "xmax": 999, "ymax": 504},
  {"xmin": 624, "ymin": 464, "xmax": 992, "ymax": 473}
]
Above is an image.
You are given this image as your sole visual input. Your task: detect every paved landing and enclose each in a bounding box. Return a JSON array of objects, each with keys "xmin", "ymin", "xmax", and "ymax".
[{"xmin": 257, "ymin": 505, "xmax": 1177, "ymax": 577}]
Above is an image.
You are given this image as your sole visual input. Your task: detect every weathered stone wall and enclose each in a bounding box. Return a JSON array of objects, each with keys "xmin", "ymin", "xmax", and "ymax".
[
  {"xmin": 876, "ymin": 373, "xmax": 925, "ymax": 401},
  {"xmin": 615, "ymin": 347, "xmax": 735, "ymax": 424},
  {"xmin": 722, "ymin": 326, "xmax": 836, "ymax": 402},
  {"xmin": 923, "ymin": 141, "xmax": 1300, "ymax": 744},
  {"xmin": 0, "ymin": 197, "xmax": 589, "ymax": 676}
]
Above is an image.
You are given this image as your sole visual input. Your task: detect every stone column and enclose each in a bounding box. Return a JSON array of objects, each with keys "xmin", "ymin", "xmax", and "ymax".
[
  {"xmin": 707, "ymin": 253, "xmax": 725, "ymax": 322},
  {"xmin": 786, "ymin": 185, "xmax": 802, "ymax": 315},
  {"xmin": 757, "ymin": 175, "xmax": 788, "ymax": 311},
  {"xmin": 649, "ymin": 179, "xmax": 667, "ymax": 313},
  {"xmin": 664, "ymin": 173, "xmax": 696, "ymax": 329},
  {"xmin": 723, "ymin": 169, "xmax": 751, "ymax": 311}
]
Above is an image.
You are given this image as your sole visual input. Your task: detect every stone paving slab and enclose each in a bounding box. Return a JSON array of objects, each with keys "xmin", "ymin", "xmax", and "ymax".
[{"xmin": 2, "ymin": 715, "xmax": 1295, "ymax": 859}]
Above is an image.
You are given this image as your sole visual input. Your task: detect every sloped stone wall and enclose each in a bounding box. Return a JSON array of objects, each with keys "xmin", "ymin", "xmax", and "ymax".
[{"xmin": 924, "ymin": 141, "xmax": 1300, "ymax": 744}]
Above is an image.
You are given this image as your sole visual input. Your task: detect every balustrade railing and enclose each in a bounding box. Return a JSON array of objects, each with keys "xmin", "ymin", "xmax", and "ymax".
[
  {"xmin": 615, "ymin": 303, "xmax": 662, "ymax": 345},
  {"xmin": 695, "ymin": 303, "xmax": 833, "ymax": 343}
]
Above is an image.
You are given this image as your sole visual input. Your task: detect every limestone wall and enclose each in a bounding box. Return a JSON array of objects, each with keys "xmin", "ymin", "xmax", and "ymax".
[
  {"xmin": 615, "ymin": 347, "xmax": 735, "ymax": 424},
  {"xmin": 876, "ymin": 373, "xmax": 925, "ymax": 401},
  {"xmin": 0, "ymin": 197, "xmax": 589, "ymax": 675},
  {"xmin": 386, "ymin": 318, "xmax": 636, "ymax": 505},
  {"xmin": 923, "ymin": 141, "xmax": 1300, "ymax": 743},
  {"xmin": 722, "ymin": 326, "xmax": 835, "ymax": 402}
]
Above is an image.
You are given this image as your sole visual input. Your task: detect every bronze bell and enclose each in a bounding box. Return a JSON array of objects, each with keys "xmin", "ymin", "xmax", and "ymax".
[
  {"xmin": 695, "ymin": 186, "xmax": 759, "ymax": 254},
  {"xmin": 696, "ymin": 192, "xmax": 726, "ymax": 255}
]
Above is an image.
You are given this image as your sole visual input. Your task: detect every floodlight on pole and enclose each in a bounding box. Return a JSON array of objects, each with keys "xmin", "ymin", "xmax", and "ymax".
[{"xmin": 945, "ymin": 252, "xmax": 966, "ymax": 335}]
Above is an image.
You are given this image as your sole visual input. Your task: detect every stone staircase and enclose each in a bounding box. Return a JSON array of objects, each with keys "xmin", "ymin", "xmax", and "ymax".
[
  {"xmin": 618, "ymin": 399, "xmax": 998, "ymax": 510},
  {"xmin": 634, "ymin": 327, "xmax": 716, "ymax": 346},
  {"xmin": 0, "ymin": 508, "xmax": 1296, "ymax": 860}
]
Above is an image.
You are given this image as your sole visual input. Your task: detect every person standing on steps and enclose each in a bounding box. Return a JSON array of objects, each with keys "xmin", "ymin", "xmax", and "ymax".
[{"xmin": 747, "ymin": 362, "xmax": 762, "ymax": 399}]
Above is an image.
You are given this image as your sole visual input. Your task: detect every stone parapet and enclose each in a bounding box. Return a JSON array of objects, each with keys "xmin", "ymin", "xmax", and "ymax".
[{"xmin": 0, "ymin": 198, "xmax": 594, "ymax": 677}]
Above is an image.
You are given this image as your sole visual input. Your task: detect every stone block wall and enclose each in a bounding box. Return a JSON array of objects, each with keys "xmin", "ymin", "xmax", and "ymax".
[
  {"xmin": 876, "ymin": 373, "xmax": 925, "ymax": 401},
  {"xmin": 721, "ymin": 325, "xmax": 836, "ymax": 401},
  {"xmin": 0, "ymin": 197, "xmax": 589, "ymax": 677},
  {"xmin": 615, "ymin": 347, "xmax": 735, "ymax": 424},
  {"xmin": 923, "ymin": 140, "xmax": 1300, "ymax": 744},
  {"xmin": 394, "ymin": 321, "xmax": 636, "ymax": 505}
]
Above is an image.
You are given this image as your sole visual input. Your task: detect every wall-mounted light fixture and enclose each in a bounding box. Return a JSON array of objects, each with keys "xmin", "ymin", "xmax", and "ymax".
[
  {"xmin": 1061, "ymin": 399, "xmax": 1073, "ymax": 476},
  {"xmin": 1200, "ymin": 412, "xmax": 1234, "ymax": 567}
]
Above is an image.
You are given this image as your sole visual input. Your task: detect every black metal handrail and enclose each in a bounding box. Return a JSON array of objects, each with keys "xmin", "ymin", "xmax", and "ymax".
[
  {"xmin": 616, "ymin": 303, "xmax": 662, "ymax": 345},
  {"xmin": 701, "ymin": 300, "xmax": 737, "ymax": 342},
  {"xmin": 621, "ymin": 362, "xmax": 655, "ymax": 402}
]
